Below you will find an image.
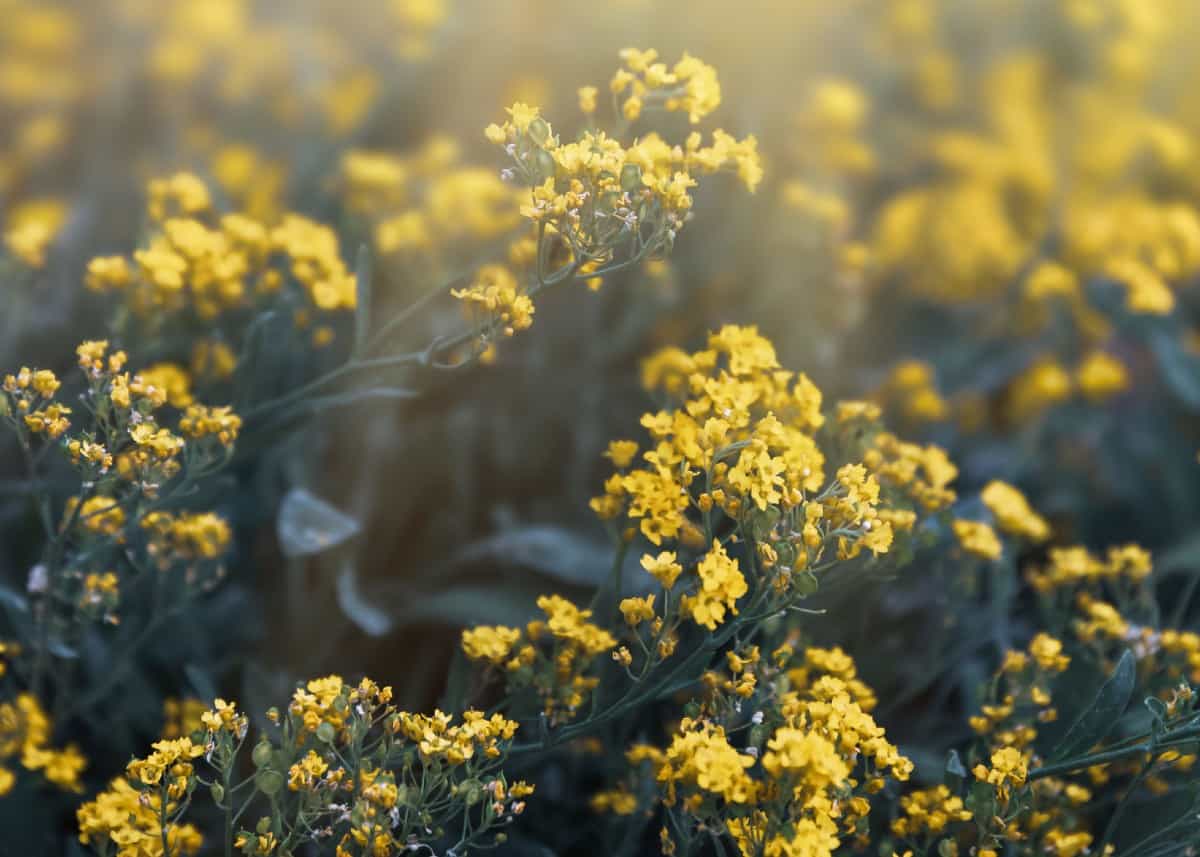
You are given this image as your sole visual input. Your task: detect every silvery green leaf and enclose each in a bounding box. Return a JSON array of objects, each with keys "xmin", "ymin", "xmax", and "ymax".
[
  {"xmin": 1049, "ymin": 649, "xmax": 1136, "ymax": 762},
  {"xmin": 452, "ymin": 526, "xmax": 636, "ymax": 590},
  {"xmin": 277, "ymin": 489, "xmax": 360, "ymax": 558},
  {"xmin": 336, "ymin": 562, "xmax": 393, "ymax": 637}
]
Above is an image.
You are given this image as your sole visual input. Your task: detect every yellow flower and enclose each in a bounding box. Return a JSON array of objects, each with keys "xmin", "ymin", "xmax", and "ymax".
[
  {"xmin": 981, "ymin": 481, "xmax": 1049, "ymax": 542},
  {"xmin": 641, "ymin": 551, "xmax": 683, "ymax": 589},
  {"xmin": 619, "ymin": 595, "xmax": 656, "ymax": 626},
  {"xmin": 138, "ymin": 363, "xmax": 194, "ymax": 408},
  {"xmin": 683, "ymin": 541, "xmax": 747, "ymax": 630},
  {"xmin": 577, "ymin": 86, "xmax": 598, "ymax": 114},
  {"xmin": 504, "ymin": 102, "xmax": 540, "ymax": 134},
  {"xmin": 461, "ymin": 625, "xmax": 521, "ymax": 664},
  {"xmin": 604, "ymin": 440, "xmax": 639, "ymax": 469},
  {"xmin": 972, "ymin": 746, "xmax": 1028, "ymax": 800},
  {"xmin": 953, "ymin": 519, "xmax": 1003, "ymax": 560},
  {"xmin": 1029, "ymin": 633, "xmax": 1070, "ymax": 672},
  {"xmin": 1076, "ymin": 351, "xmax": 1128, "ymax": 402}
]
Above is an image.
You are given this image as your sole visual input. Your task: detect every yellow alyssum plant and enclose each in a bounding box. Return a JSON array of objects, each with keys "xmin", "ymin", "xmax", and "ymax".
[
  {"xmin": 452, "ymin": 325, "xmax": 961, "ymax": 855},
  {"xmin": 77, "ymin": 678, "xmax": 531, "ymax": 857}
]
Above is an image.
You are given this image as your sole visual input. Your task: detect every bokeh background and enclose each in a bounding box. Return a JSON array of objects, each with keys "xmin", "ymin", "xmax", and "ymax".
[{"xmin": 6, "ymin": 0, "xmax": 1200, "ymax": 851}]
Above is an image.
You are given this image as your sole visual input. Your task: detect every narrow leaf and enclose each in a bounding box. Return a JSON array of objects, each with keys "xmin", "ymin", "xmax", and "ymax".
[{"xmin": 1049, "ymin": 649, "xmax": 1136, "ymax": 762}]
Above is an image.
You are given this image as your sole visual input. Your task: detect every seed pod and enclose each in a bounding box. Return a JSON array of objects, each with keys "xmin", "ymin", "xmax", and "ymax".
[
  {"xmin": 620, "ymin": 163, "xmax": 642, "ymax": 192},
  {"xmin": 938, "ymin": 839, "xmax": 959, "ymax": 857},
  {"xmin": 210, "ymin": 783, "xmax": 225, "ymax": 804},
  {"xmin": 255, "ymin": 770, "xmax": 283, "ymax": 796},
  {"xmin": 256, "ymin": 817, "xmax": 272, "ymax": 834},
  {"xmin": 251, "ymin": 740, "xmax": 273, "ymax": 768},
  {"xmin": 316, "ymin": 721, "xmax": 336, "ymax": 743},
  {"xmin": 461, "ymin": 778, "xmax": 484, "ymax": 805}
]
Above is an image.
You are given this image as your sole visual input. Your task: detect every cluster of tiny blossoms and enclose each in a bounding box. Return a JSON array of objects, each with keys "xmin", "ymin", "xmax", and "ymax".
[
  {"xmin": 452, "ymin": 50, "xmax": 760, "ymax": 356},
  {"xmin": 590, "ymin": 325, "xmax": 956, "ymax": 622},
  {"xmin": 595, "ymin": 644, "xmax": 912, "ymax": 857},
  {"xmin": 461, "ymin": 594, "xmax": 616, "ymax": 724},
  {"xmin": 459, "ymin": 327, "xmax": 956, "ymax": 737},
  {"xmin": 85, "ymin": 172, "xmax": 357, "ymax": 348},
  {"xmin": 78, "ymin": 676, "xmax": 532, "ymax": 857},
  {"xmin": 0, "ymin": 689, "xmax": 86, "ymax": 795},
  {"xmin": 0, "ymin": 338, "xmax": 242, "ymax": 803},
  {"xmin": 893, "ymin": 482, "xmax": 1200, "ymax": 857},
  {"xmin": 1, "ymin": 340, "xmax": 240, "ymax": 635}
]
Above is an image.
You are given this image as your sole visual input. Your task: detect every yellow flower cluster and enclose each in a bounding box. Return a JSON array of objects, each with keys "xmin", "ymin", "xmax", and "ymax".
[
  {"xmin": 610, "ymin": 48, "xmax": 722, "ymax": 124},
  {"xmin": 953, "ymin": 519, "xmax": 1003, "ymax": 561},
  {"xmin": 973, "ymin": 746, "xmax": 1029, "ymax": 801},
  {"xmin": 142, "ymin": 511, "xmax": 233, "ymax": 564},
  {"xmin": 85, "ymin": 173, "xmax": 357, "ymax": 342},
  {"xmin": 969, "ymin": 633, "xmax": 1072, "ymax": 742},
  {"xmin": 591, "ymin": 326, "xmax": 954, "ymax": 633},
  {"xmin": 178, "ymin": 404, "xmax": 242, "ymax": 446},
  {"xmin": 681, "ymin": 541, "xmax": 748, "ymax": 631},
  {"xmin": 3, "ymin": 197, "xmax": 66, "ymax": 268},
  {"xmin": 1027, "ymin": 543, "xmax": 1152, "ymax": 593},
  {"xmin": 0, "ymin": 692, "xmax": 86, "ymax": 794},
  {"xmin": 981, "ymin": 480, "xmax": 1051, "ymax": 543},
  {"xmin": 892, "ymin": 785, "xmax": 973, "ymax": 838},
  {"xmin": 80, "ymin": 673, "xmax": 529, "ymax": 857},
  {"xmin": 461, "ymin": 594, "xmax": 616, "ymax": 722},
  {"xmin": 876, "ymin": 361, "xmax": 949, "ymax": 424},
  {"xmin": 78, "ymin": 571, "xmax": 119, "ymax": 623},
  {"xmin": 2, "ymin": 365, "xmax": 69, "ymax": 439},
  {"xmin": 77, "ymin": 775, "xmax": 204, "ymax": 857},
  {"xmin": 395, "ymin": 709, "xmax": 519, "ymax": 765},
  {"xmin": 339, "ymin": 138, "xmax": 523, "ymax": 252},
  {"xmin": 451, "ymin": 264, "xmax": 535, "ymax": 338},
  {"xmin": 611, "ymin": 646, "xmax": 909, "ymax": 857},
  {"xmin": 484, "ymin": 51, "xmax": 759, "ymax": 300}
]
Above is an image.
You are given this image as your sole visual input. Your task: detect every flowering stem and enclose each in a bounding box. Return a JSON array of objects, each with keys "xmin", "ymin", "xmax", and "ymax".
[{"xmin": 1027, "ymin": 743, "xmax": 1153, "ymax": 781}]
